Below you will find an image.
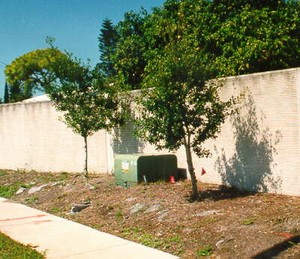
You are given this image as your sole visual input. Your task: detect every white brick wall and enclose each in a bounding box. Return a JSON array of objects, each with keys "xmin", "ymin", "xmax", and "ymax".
[
  {"xmin": 111, "ymin": 68, "xmax": 300, "ymax": 196},
  {"xmin": 209, "ymin": 69, "xmax": 300, "ymax": 195},
  {"xmin": 0, "ymin": 99, "xmax": 108, "ymax": 173},
  {"xmin": 1, "ymin": 68, "xmax": 300, "ymax": 195}
]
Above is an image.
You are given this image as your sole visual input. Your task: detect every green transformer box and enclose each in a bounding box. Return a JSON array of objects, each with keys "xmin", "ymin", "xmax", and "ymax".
[{"xmin": 114, "ymin": 154, "xmax": 178, "ymax": 187}]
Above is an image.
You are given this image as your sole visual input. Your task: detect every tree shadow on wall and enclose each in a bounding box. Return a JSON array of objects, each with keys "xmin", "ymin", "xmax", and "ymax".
[
  {"xmin": 113, "ymin": 117, "xmax": 145, "ymax": 154},
  {"xmin": 215, "ymin": 93, "xmax": 282, "ymax": 193}
]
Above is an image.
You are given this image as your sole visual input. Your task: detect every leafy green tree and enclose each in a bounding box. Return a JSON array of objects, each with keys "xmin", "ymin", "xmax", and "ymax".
[
  {"xmin": 98, "ymin": 18, "xmax": 118, "ymax": 77},
  {"xmin": 5, "ymin": 48, "xmax": 82, "ymax": 101},
  {"xmin": 109, "ymin": 0, "xmax": 300, "ymax": 86},
  {"xmin": 210, "ymin": 0, "xmax": 284, "ymax": 20},
  {"xmin": 154, "ymin": 0, "xmax": 300, "ymax": 77},
  {"xmin": 5, "ymin": 79, "xmax": 32, "ymax": 103},
  {"xmin": 207, "ymin": 0, "xmax": 300, "ymax": 76},
  {"xmin": 136, "ymin": 39, "xmax": 232, "ymax": 200},
  {"xmin": 48, "ymin": 63, "xmax": 128, "ymax": 178},
  {"xmin": 6, "ymin": 45, "xmax": 128, "ymax": 177},
  {"xmin": 103, "ymin": 10, "xmax": 149, "ymax": 90}
]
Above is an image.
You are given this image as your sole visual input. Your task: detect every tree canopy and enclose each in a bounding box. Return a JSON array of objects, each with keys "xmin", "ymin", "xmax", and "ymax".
[
  {"xmin": 48, "ymin": 64, "xmax": 127, "ymax": 177},
  {"xmin": 207, "ymin": 0, "xmax": 300, "ymax": 75},
  {"xmin": 136, "ymin": 40, "xmax": 232, "ymax": 199},
  {"xmin": 4, "ymin": 82, "xmax": 9, "ymax": 103},
  {"xmin": 98, "ymin": 0, "xmax": 300, "ymax": 90},
  {"xmin": 98, "ymin": 18, "xmax": 118, "ymax": 77},
  {"xmin": 97, "ymin": 10, "xmax": 150, "ymax": 90},
  {"xmin": 5, "ymin": 44, "xmax": 128, "ymax": 177},
  {"xmin": 5, "ymin": 48, "xmax": 84, "ymax": 101}
]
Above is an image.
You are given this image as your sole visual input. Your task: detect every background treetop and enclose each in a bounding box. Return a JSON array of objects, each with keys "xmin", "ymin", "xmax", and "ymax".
[
  {"xmin": 5, "ymin": 48, "xmax": 86, "ymax": 101},
  {"xmin": 98, "ymin": 0, "xmax": 300, "ymax": 91}
]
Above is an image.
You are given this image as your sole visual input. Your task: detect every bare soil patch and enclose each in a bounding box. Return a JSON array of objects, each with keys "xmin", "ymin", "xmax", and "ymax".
[{"xmin": 1, "ymin": 170, "xmax": 300, "ymax": 258}]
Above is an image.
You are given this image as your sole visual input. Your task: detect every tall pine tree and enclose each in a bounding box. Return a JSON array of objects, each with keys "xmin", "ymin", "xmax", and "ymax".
[
  {"xmin": 98, "ymin": 19, "xmax": 118, "ymax": 77},
  {"xmin": 4, "ymin": 82, "xmax": 9, "ymax": 103}
]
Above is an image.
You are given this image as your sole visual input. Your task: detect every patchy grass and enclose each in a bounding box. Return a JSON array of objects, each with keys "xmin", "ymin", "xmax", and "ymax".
[
  {"xmin": 242, "ymin": 218, "xmax": 255, "ymax": 225},
  {"xmin": 0, "ymin": 182, "xmax": 23, "ymax": 198},
  {"xmin": 25, "ymin": 196, "xmax": 39, "ymax": 204},
  {"xmin": 196, "ymin": 245, "xmax": 213, "ymax": 257},
  {"xmin": 0, "ymin": 171, "xmax": 7, "ymax": 176},
  {"xmin": 49, "ymin": 206, "xmax": 63, "ymax": 214},
  {"xmin": 122, "ymin": 226, "xmax": 183, "ymax": 255},
  {"xmin": 0, "ymin": 232, "xmax": 44, "ymax": 258}
]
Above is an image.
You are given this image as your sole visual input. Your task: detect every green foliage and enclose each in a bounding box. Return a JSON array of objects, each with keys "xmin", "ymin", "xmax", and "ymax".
[
  {"xmin": 0, "ymin": 182, "xmax": 22, "ymax": 198},
  {"xmin": 0, "ymin": 232, "xmax": 45, "ymax": 258},
  {"xmin": 45, "ymin": 36, "xmax": 56, "ymax": 48},
  {"xmin": 4, "ymin": 82, "xmax": 9, "ymax": 103},
  {"xmin": 49, "ymin": 207, "xmax": 63, "ymax": 213},
  {"xmin": 196, "ymin": 245, "xmax": 213, "ymax": 257},
  {"xmin": 242, "ymin": 218, "xmax": 255, "ymax": 225},
  {"xmin": 135, "ymin": 34, "xmax": 232, "ymax": 200},
  {"xmin": 98, "ymin": 19, "xmax": 118, "ymax": 77},
  {"xmin": 121, "ymin": 227, "xmax": 183, "ymax": 255},
  {"xmin": 210, "ymin": 0, "xmax": 284, "ymax": 21},
  {"xmin": 5, "ymin": 48, "xmax": 83, "ymax": 102},
  {"xmin": 25, "ymin": 196, "xmax": 39, "ymax": 205},
  {"xmin": 48, "ymin": 65, "xmax": 126, "ymax": 139},
  {"xmin": 6, "ymin": 42, "xmax": 129, "ymax": 176},
  {"xmin": 207, "ymin": 1, "xmax": 300, "ymax": 76},
  {"xmin": 0, "ymin": 171, "xmax": 7, "ymax": 176},
  {"xmin": 100, "ymin": 0, "xmax": 300, "ymax": 91},
  {"xmin": 137, "ymin": 43, "xmax": 230, "ymax": 156},
  {"xmin": 97, "ymin": 10, "xmax": 150, "ymax": 90},
  {"xmin": 58, "ymin": 172, "xmax": 69, "ymax": 181},
  {"xmin": 115, "ymin": 210, "xmax": 124, "ymax": 220},
  {"xmin": 48, "ymin": 60, "xmax": 128, "ymax": 176},
  {"xmin": 113, "ymin": 10, "xmax": 149, "ymax": 90}
]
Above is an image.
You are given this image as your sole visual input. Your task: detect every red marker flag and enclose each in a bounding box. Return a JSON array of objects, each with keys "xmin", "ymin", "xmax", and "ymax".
[{"xmin": 201, "ymin": 167, "xmax": 207, "ymax": 175}]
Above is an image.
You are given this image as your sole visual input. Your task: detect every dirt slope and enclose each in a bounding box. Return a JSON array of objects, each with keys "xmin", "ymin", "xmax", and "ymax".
[{"xmin": 0, "ymin": 170, "xmax": 299, "ymax": 258}]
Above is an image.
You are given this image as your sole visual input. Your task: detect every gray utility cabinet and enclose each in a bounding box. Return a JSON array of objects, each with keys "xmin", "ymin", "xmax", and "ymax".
[{"xmin": 114, "ymin": 154, "xmax": 178, "ymax": 187}]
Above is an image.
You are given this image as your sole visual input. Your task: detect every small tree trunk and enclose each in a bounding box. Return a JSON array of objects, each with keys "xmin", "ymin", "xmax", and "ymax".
[
  {"xmin": 184, "ymin": 139, "xmax": 199, "ymax": 201},
  {"xmin": 183, "ymin": 128, "xmax": 200, "ymax": 201},
  {"xmin": 84, "ymin": 136, "xmax": 88, "ymax": 180}
]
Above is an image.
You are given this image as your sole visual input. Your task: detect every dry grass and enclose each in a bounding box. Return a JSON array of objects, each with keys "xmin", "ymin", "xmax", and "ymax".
[{"xmin": 0, "ymin": 170, "xmax": 299, "ymax": 258}]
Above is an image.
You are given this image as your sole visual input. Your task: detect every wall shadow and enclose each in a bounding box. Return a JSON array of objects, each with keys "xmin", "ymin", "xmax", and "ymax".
[
  {"xmin": 113, "ymin": 116, "xmax": 145, "ymax": 154},
  {"xmin": 215, "ymin": 92, "xmax": 282, "ymax": 193},
  {"xmin": 252, "ymin": 235, "xmax": 300, "ymax": 258}
]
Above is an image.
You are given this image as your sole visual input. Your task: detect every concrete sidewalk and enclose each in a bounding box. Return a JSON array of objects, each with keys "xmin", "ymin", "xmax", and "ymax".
[{"xmin": 0, "ymin": 198, "xmax": 179, "ymax": 259}]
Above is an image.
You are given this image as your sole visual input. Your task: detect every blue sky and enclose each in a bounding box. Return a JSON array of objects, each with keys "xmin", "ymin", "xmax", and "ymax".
[{"xmin": 0, "ymin": 0, "xmax": 165, "ymax": 99}]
